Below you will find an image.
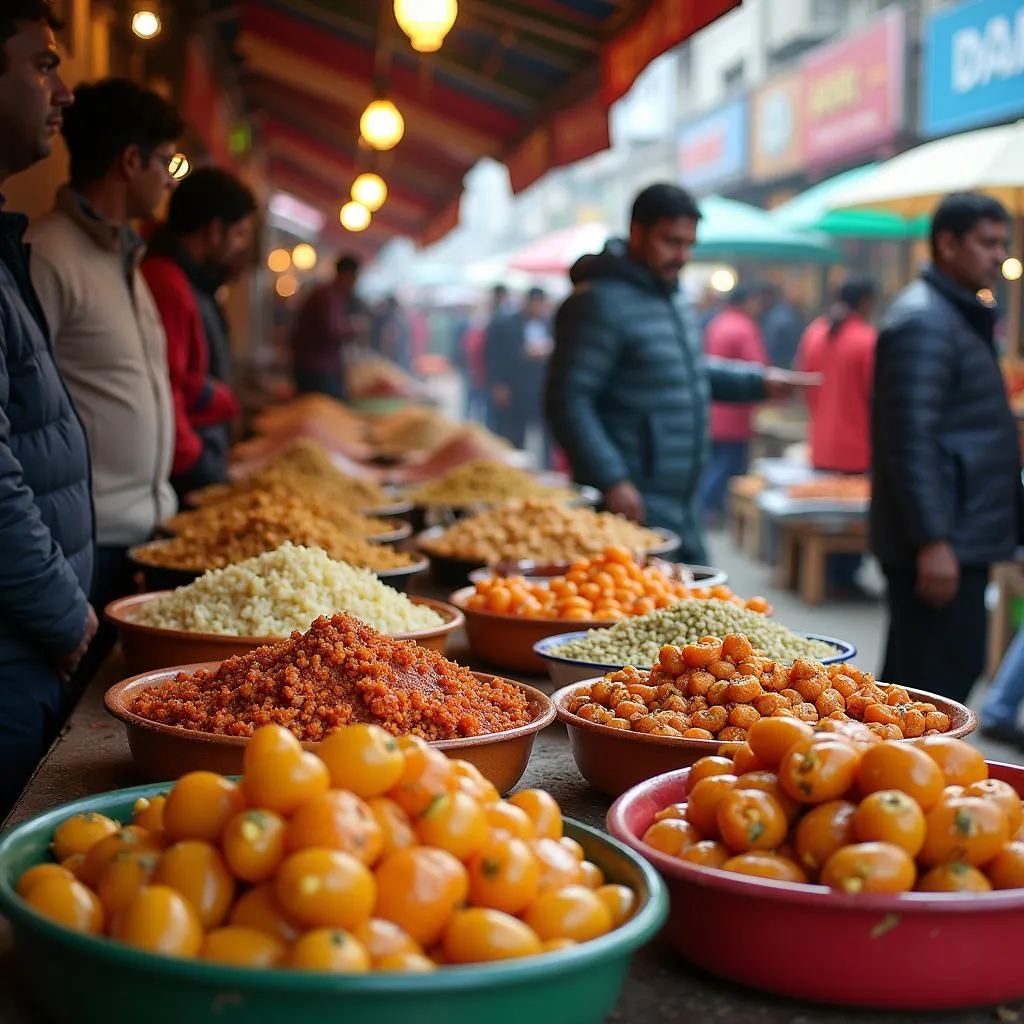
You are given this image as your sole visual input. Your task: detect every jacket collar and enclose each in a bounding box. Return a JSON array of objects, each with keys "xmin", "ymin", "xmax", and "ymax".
[
  {"xmin": 0, "ymin": 192, "xmax": 29, "ymax": 240},
  {"xmin": 921, "ymin": 265, "xmax": 997, "ymax": 345},
  {"xmin": 56, "ymin": 185, "xmax": 145, "ymax": 262}
]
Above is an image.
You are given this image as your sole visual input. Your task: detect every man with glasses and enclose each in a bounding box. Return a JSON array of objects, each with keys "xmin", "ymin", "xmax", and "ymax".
[{"xmin": 28, "ymin": 77, "xmax": 183, "ymax": 615}]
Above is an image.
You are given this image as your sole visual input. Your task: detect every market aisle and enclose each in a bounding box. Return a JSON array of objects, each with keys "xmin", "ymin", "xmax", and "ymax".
[{"xmin": 706, "ymin": 529, "xmax": 1024, "ymax": 767}]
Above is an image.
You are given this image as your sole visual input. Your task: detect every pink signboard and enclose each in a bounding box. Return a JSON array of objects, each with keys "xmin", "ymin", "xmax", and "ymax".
[{"xmin": 800, "ymin": 8, "xmax": 905, "ymax": 170}]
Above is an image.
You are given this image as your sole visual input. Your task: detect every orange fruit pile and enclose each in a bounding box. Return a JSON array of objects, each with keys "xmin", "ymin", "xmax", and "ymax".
[
  {"xmin": 466, "ymin": 547, "xmax": 770, "ymax": 622},
  {"xmin": 18, "ymin": 724, "xmax": 637, "ymax": 970},
  {"xmin": 641, "ymin": 722, "xmax": 1022, "ymax": 894}
]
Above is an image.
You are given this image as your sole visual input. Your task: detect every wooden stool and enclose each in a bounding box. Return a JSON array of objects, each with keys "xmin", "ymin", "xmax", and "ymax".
[
  {"xmin": 777, "ymin": 519, "xmax": 868, "ymax": 606},
  {"xmin": 728, "ymin": 478, "xmax": 765, "ymax": 560}
]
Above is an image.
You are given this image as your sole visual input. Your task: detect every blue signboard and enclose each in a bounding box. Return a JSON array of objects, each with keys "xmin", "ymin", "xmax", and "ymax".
[
  {"xmin": 677, "ymin": 98, "xmax": 748, "ymax": 192},
  {"xmin": 922, "ymin": 0, "xmax": 1024, "ymax": 136}
]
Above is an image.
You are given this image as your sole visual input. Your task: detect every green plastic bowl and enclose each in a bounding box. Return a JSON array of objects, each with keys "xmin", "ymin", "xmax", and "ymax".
[{"xmin": 0, "ymin": 783, "xmax": 667, "ymax": 1024}]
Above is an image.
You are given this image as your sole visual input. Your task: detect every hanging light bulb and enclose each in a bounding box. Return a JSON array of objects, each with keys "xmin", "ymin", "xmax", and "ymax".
[
  {"xmin": 340, "ymin": 201, "xmax": 371, "ymax": 232},
  {"xmin": 351, "ymin": 173, "xmax": 388, "ymax": 213},
  {"xmin": 267, "ymin": 248, "xmax": 291, "ymax": 273},
  {"xmin": 394, "ymin": 0, "xmax": 458, "ymax": 53},
  {"xmin": 275, "ymin": 273, "xmax": 299, "ymax": 298},
  {"xmin": 1003, "ymin": 257, "xmax": 1023, "ymax": 282},
  {"xmin": 291, "ymin": 243, "xmax": 318, "ymax": 272},
  {"xmin": 359, "ymin": 99, "xmax": 405, "ymax": 152},
  {"xmin": 131, "ymin": 8, "xmax": 161, "ymax": 38},
  {"xmin": 168, "ymin": 153, "xmax": 190, "ymax": 181}
]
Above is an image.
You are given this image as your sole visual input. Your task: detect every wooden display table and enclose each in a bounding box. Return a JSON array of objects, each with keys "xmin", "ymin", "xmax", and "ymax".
[
  {"xmin": 727, "ymin": 476, "xmax": 765, "ymax": 560},
  {"xmin": 988, "ymin": 561, "xmax": 1024, "ymax": 678},
  {"xmin": 777, "ymin": 517, "xmax": 868, "ymax": 606}
]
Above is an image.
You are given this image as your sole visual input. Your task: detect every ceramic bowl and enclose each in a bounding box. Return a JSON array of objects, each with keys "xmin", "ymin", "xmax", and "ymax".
[
  {"xmin": 553, "ymin": 680, "xmax": 977, "ymax": 797},
  {"xmin": 105, "ymin": 593, "xmax": 464, "ymax": 675},
  {"xmin": 105, "ymin": 667, "xmax": 555, "ymax": 795}
]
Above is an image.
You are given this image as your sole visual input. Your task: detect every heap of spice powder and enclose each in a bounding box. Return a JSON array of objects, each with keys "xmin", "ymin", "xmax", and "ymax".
[{"xmin": 130, "ymin": 613, "xmax": 532, "ymax": 742}]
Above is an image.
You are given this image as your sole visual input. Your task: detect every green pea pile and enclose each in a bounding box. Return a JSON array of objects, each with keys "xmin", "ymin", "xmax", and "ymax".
[{"xmin": 549, "ymin": 600, "xmax": 837, "ymax": 666}]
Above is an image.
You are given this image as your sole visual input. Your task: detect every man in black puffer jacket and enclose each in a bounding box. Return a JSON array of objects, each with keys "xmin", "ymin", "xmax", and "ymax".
[
  {"xmin": 873, "ymin": 192, "xmax": 1022, "ymax": 704},
  {"xmin": 0, "ymin": 2, "xmax": 97, "ymax": 815},
  {"xmin": 546, "ymin": 184, "xmax": 808, "ymax": 563}
]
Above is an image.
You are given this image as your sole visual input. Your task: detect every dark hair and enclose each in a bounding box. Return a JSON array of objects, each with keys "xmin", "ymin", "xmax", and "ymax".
[
  {"xmin": 827, "ymin": 275, "xmax": 877, "ymax": 337},
  {"xmin": 0, "ymin": 1, "xmax": 60, "ymax": 72},
  {"xmin": 930, "ymin": 192, "xmax": 1009, "ymax": 260},
  {"xmin": 526, "ymin": 286, "xmax": 546, "ymax": 302},
  {"xmin": 727, "ymin": 284, "xmax": 755, "ymax": 308},
  {"xmin": 61, "ymin": 78, "xmax": 183, "ymax": 185},
  {"xmin": 166, "ymin": 167, "xmax": 257, "ymax": 236},
  {"xmin": 336, "ymin": 254, "xmax": 361, "ymax": 276},
  {"xmin": 492, "ymin": 284, "xmax": 509, "ymax": 299},
  {"xmin": 630, "ymin": 184, "xmax": 702, "ymax": 228}
]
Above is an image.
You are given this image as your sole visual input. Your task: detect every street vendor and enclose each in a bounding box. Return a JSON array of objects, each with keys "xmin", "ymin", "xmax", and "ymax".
[{"xmin": 545, "ymin": 183, "xmax": 811, "ymax": 564}]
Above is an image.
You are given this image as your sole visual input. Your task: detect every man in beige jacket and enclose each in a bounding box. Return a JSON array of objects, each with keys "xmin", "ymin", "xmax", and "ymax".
[{"xmin": 29, "ymin": 77, "xmax": 183, "ymax": 613}]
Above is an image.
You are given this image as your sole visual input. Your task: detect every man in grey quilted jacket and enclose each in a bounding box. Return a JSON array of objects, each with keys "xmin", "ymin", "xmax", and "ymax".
[
  {"xmin": 546, "ymin": 184, "xmax": 809, "ymax": 563},
  {"xmin": 0, "ymin": 1, "xmax": 97, "ymax": 815}
]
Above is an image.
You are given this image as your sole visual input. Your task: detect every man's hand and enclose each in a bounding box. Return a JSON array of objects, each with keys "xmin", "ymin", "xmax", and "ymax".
[
  {"xmin": 916, "ymin": 541, "xmax": 960, "ymax": 608},
  {"xmin": 492, "ymin": 385, "xmax": 511, "ymax": 409},
  {"xmin": 604, "ymin": 481, "xmax": 645, "ymax": 523},
  {"xmin": 764, "ymin": 368, "xmax": 822, "ymax": 401},
  {"xmin": 56, "ymin": 605, "xmax": 99, "ymax": 683}
]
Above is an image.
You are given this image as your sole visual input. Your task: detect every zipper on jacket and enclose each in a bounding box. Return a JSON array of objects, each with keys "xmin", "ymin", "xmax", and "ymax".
[{"xmin": 666, "ymin": 298, "xmax": 705, "ymax": 498}]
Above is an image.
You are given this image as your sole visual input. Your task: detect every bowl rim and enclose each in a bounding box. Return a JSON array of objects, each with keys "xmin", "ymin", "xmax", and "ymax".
[
  {"xmin": 533, "ymin": 631, "xmax": 856, "ymax": 668},
  {"xmin": 468, "ymin": 561, "xmax": 729, "ymax": 586},
  {"xmin": 413, "ymin": 525, "xmax": 682, "ymax": 566},
  {"xmin": 0, "ymin": 797, "xmax": 667, "ymax": 990},
  {"xmin": 400, "ymin": 481, "xmax": 602, "ymax": 511},
  {"xmin": 126, "ymin": 540, "xmax": 428, "ymax": 577},
  {"xmin": 551, "ymin": 679, "xmax": 978, "ymax": 750},
  {"xmin": 448, "ymin": 586, "xmax": 618, "ymax": 630},
  {"xmin": 103, "ymin": 593, "xmax": 464, "ymax": 645},
  {"xmin": 103, "ymin": 665, "xmax": 558, "ymax": 751},
  {"xmin": 607, "ymin": 760, "xmax": 1024, "ymax": 912}
]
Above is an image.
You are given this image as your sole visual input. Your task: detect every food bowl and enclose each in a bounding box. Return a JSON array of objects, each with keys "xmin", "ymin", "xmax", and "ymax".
[
  {"xmin": 373, "ymin": 557, "xmax": 431, "ymax": 594},
  {"xmin": 534, "ymin": 631, "xmax": 858, "ymax": 688},
  {"xmin": 366, "ymin": 519, "xmax": 414, "ymax": 545},
  {"xmin": 105, "ymin": 667, "xmax": 556, "ymax": 794},
  {"xmin": 0, "ymin": 788, "xmax": 667, "ymax": 1024},
  {"xmin": 468, "ymin": 561, "xmax": 729, "ymax": 590},
  {"xmin": 449, "ymin": 586, "xmax": 617, "ymax": 675},
  {"xmin": 553, "ymin": 680, "xmax": 977, "ymax": 797},
  {"xmin": 128, "ymin": 542, "xmax": 428, "ymax": 595},
  {"xmin": 416, "ymin": 527, "xmax": 683, "ymax": 589},
  {"xmin": 104, "ymin": 594, "xmax": 465, "ymax": 675},
  {"xmin": 607, "ymin": 761, "xmax": 1021, "ymax": 1010}
]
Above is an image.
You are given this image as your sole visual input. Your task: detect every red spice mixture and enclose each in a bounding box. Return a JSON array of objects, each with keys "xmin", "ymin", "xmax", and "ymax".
[{"xmin": 130, "ymin": 613, "xmax": 531, "ymax": 741}]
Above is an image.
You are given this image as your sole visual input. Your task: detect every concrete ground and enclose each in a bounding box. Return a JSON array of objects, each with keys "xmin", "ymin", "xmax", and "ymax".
[{"xmin": 705, "ymin": 528, "xmax": 1023, "ymax": 767}]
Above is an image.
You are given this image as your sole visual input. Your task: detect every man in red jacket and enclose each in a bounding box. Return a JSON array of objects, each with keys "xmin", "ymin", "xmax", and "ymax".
[{"xmin": 141, "ymin": 169, "xmax": 256, "ymax": 496}]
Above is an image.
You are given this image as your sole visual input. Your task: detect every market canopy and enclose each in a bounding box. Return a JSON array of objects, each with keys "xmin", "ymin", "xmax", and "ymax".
[
  {"xmin": 502, "ymin": 197, "xmax": 839, "ymax": 275},
  {"xmin": 201, "ymin": 0, "xmax": 739, "ymax": 252},
  {"xmin": 693, "ymin": 197, "xmax": 841, "ymax": 264},
  {"xmin": 826, "ymin": 120, "xmax": 1024, "ymax": 218},
  {"xmin": 769, "ymin": 165, "xmax": 929, "ymax": 240}
]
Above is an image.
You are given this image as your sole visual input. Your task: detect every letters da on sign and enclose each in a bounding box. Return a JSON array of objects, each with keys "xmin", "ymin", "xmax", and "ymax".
[{"xmin": 953, "ymin": 7, "xmax": 1024, "ymax": 94}]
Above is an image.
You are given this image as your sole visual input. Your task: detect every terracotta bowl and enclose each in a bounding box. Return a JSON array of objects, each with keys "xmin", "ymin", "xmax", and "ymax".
[
  {"xmin": 607, "ymin": 761, "xmax": 1024, "ymax": 1010},
  {"xmin": 535, "ymin": 631, "xmax": 858, "ymax": 688},
  {"xmin": 155, "ymin": 519, "xmax": 412, "ymax": 546},
  {"xmin": 104, "ymin": 593, "xmax": 464, "ymax": 675},
  {"xmin": 416, "ymin": 526, "xmax": 683, "ymax": 589},
  {"xmin": 104, "ymin": 667, "xmax": 556, "ymax": 794},
  {"xmin": 127, "ymin": 542, "xmax": 429, "ymax": 595},
  {"xmin": 469, "ymin": 562, "xmax": 729, "ymax": 590},
  {"xmin": 448, "ymin": 586, "xmax": 617, "ymax": 675},
  {"xmin": 552, "ymin": 680, "xmax": 977, "ymax": 798}
]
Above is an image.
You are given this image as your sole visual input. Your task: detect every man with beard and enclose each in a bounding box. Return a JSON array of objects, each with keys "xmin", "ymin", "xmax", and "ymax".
[
  {"xmin": 0, "ymin": 1, "xmax": 96, "ymax": 813},
  {"xmin": 142, "ymin": 168, "xmax": 257, "ymax": 497}
]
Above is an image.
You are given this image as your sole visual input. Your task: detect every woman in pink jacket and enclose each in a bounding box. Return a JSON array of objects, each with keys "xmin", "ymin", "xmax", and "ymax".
[{"xmin": 699, "ymin": 286, "xmax": 769, "ymax": 523}]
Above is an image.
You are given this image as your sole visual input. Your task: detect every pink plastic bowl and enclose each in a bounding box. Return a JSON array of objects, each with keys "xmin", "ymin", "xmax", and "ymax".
[{"xmin": 608, "ymin": 760, "xmax": 1024, "ymax": 1011}]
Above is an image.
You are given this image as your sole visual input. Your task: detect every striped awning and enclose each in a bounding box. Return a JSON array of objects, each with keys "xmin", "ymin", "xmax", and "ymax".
[{"xmin": 203, "ymin": 0, "xmax": 739, "ymax": 249}]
